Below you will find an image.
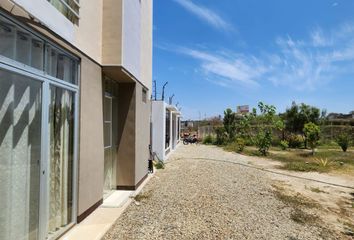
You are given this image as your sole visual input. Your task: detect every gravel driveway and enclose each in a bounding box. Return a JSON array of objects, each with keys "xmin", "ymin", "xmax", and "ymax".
[{"xmin": 103, "ymin": 144, "xmax": 339, "ymax": 240}]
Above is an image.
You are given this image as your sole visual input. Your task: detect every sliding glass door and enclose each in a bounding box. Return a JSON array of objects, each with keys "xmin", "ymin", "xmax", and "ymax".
[
  {"xmin": 47, "ymin": 86, "xmax": 75, "ymax": 237},
  {"xmin": 103, "ymin": 79, "xmax": 118, "ymax": 199},
  {"xmin": 0, "ymin": 69, "xmax": 77, "ymax": 240},
  {"xmin": 0, "ymin": 69, "xmax": 42, "ymax": 240},
  {"xmin": 0, "ymin": 12, "xmax": 79, "ymax": 240},
  {"xmin": 103, "ymin": 95, "xmax": 113, "ymax": 198}
]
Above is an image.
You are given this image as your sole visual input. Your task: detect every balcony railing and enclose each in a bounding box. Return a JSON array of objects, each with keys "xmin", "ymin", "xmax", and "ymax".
[{"xmin": 48, "ymin": 0, "xmax": 80, "ymax": 24}]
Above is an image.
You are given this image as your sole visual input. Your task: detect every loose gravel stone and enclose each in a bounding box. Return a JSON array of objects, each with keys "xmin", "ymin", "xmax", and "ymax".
[{"xmin": 103, "ymin": 145, "xmax": 339, "ymax": 240}]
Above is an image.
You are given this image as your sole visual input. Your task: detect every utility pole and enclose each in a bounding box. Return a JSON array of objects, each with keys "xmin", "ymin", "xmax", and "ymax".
[
  {"xmin": 162, "ymin": 82, "xmax": 168, "ymax": 101},
  {"xmin": 169, "ymin": 94, "xmax": 175, "ymax": 105},
  {"xmin": 153, "ymin": 80, "xmax": 157, "ymax": 100}
]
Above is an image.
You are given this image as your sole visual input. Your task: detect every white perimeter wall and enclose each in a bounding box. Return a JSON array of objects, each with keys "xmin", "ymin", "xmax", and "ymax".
[
  {"xmin": 152, "ymin": 101, "xmax": 165, "ymax": 160},
  {"xmin": 152, "ymin": 101, "xmax": 182, "ymax": 161}
]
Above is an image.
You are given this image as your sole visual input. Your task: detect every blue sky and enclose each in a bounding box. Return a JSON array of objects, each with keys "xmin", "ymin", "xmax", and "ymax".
[{"xmin": 153, "ymin": 0, "xmax": 354, "ymax": 120}]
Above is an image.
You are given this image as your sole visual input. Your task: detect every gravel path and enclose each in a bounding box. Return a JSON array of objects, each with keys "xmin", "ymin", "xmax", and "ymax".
[{"xmin": 103, "ymin": 145, "xmax": 339, "ymax": 240}]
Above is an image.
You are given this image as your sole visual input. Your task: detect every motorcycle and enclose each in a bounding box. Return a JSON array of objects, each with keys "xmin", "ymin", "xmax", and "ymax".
[{"xmin": 183, "ymin": 135, "xmax": 198, "ymax": 145}]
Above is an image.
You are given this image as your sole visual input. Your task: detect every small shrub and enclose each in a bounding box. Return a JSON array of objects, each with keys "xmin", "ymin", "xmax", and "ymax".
[
  {"xmin": 287, "ymin": 134, "xmax": 304, "ymax": 148},
  {"xmin": 314, "ymin": 157, "xmax": 335, "ymax": 167},
  {"xmin": 203, "ymin": 135, "xmax": 214, "ymax": 145},
  {"xmin": 235, "ymin": 137, "xmax": 246, "ymax": 152},
  {"xmin": 223, "ymin": 141, "xmax": 237, "ymax": 152},
  {"xmin": 304, "ymin": 123, "xmax": 321, "ymax": 155},
  {"xmin": 255, "ymin": 130, "xmax": 272, "ymax": 156},
  {"xmin": 280, "ymin": 140, "xmax": 289, "ymax": 150},
  {"xmin": 154, "ymin": 161, "xmax": 164, "ymax": 169},
  {"xmin": 215, "ymin": 126, "xmax": 228, "ymax": 145},
  {"xmin": 336, "ymin": 133, "xmax": 351, "ymax": 152}
]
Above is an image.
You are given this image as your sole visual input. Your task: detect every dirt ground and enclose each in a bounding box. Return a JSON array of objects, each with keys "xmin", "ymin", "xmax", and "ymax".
[
  {"xmin": 244, "ymin": 149, "xmax": 354, "ymax": 237},
  {"xmin": 104, "ymin": 144, "xmax": 354, "ymax": 240}
]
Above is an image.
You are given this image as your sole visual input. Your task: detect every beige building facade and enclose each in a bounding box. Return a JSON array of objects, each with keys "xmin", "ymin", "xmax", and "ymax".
[{"xmin": 0, "ymin": 0, "xmax": 153, "ymax": 239}]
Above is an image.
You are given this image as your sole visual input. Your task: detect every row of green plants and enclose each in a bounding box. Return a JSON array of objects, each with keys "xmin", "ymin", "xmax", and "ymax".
[{"xmin": 202, "ymin": 102, "xmax": 352, "ymax": 155}]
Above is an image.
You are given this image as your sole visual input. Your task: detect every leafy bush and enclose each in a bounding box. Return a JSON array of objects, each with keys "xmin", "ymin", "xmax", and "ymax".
[
  {"xmin": 235, "ymin": 137, "xmax": 246, "ymax": 152},
  {"xmin": 214, "ymin": 127, "xmax": 228, "ymax": 145},
  {"xmin": 336, "ymin": 133, "xmax": 351, "ymax": 152},
  {"xmin": 287, "ymin": 134, "xmax": 304, "ymax": 148},
  {"xmin": 255, "ymin": 130, "xmax": 272, "ymax": 156},
  {"xmin": 303, "ymin": 123, "xmax": 321, "ymax": 155},
  {"xmin": 203, "ymin": 135, "xmax": 214, "ymax": 145},
  {"xmin": 244, "ymin": 136, "xmax": 254, "ymax": 146},
  {"xmin": 280, "ymin": 140, "xmax": 289, "ymax": 150}
]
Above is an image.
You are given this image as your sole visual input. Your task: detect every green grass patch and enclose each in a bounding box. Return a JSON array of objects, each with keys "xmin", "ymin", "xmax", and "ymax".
[
  {"xmin": 272, "ymin": 185, "xmax": 320, "ymax": 225},
  {"xmin": 272, "ymin": 186, "xmax": 318, "ymax": 209},
  {"xmin": 282, "ymin": 161, "xmax": 324, "ymax": 172},
  {"xmin": 134, "ymin": 190, "xmax": 152, "ymax": 202},
  {"xmin": 290, "ymin": 208, "xmax": 319, "ymax": 224},
  {"xmin": 223, "ymin": 141, "xmax": 238, "ymax": 152},
  {"xmin": 222, "ymin": 142, "xmax": 354, "ymax": 173},
  {"xmin": 309, "ymin": 187, "xmax": 327, "ymax": 194},
  {"xmin": 275, "ymin": 150, "xmax": 354, "ymax": 173}
]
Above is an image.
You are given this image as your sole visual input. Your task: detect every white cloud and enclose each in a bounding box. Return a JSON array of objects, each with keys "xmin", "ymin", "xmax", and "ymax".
[
  {"xmin": 268, "ymin": 37, "xmax": 333, "ymax": 90},
  {"xmin": 258, "ymin": 27, "xmax": 354, "ymax": 90},
  {"xmin": 178, "ymin": 47, "xmax": 267, "ymax": 87},
  {"xmin": 168, "ymin": 22, "xmax": 354, "ymax": 91},
  {"xmin": 310, "ymin": 29, "xmax": 332, "ymax": 47},
  {"xmin": 173, "ymin": 0, "xmax": 232, "ymax": 32}
]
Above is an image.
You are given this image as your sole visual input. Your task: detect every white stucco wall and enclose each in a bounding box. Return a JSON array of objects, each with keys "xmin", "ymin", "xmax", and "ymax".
[
  {"xmin": 122, "ymin": 0, "xmax": 141, "ymax": 80},
  {"xmin": 151, "ymin": 101, "xmax": 165, "ymax": 160}
]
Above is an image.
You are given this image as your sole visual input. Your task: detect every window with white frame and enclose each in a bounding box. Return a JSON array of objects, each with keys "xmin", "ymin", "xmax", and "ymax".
[{"xmin": 0, "ymin": 14, "xmax": 79, "ymax": 84}]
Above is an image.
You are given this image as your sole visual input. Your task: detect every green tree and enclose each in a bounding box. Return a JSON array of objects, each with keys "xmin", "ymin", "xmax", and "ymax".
[
  {"xmin": 303, "ymin": 122, "xmax": 321, "ymax": 155},
  {"xmin": 223, "ymin": 108, "xmax": 236, "ymax": 140},
  {"xmin": 283, "ymin": 102, "xmax": 320, "ymax": 134},
  {"xmin": 255, "ymin": 130, "xmax": 272, "ymax": 155},
  {"xmin": 254, "ymin": 102, "xmax": 277, "ymax": 155},
  {"xmin": 236, "ymin": 113, "xmax": 253, "ymax": 140},
  {"xmin": 275, "ymin": 118, "xmax": 286, "ymax": 140}
]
